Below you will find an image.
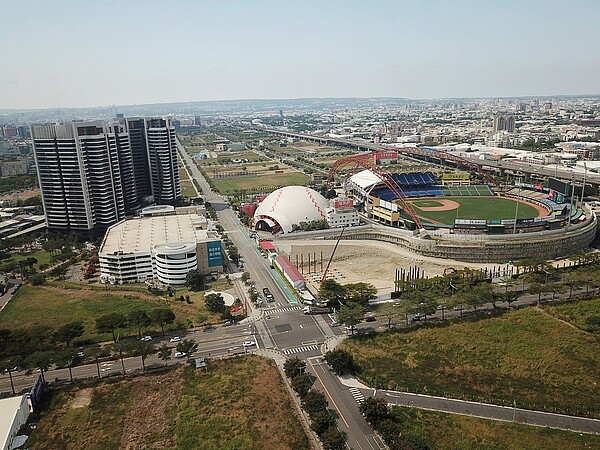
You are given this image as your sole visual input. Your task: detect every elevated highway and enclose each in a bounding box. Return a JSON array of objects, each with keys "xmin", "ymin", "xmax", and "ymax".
[{"xmin": 258, "ymin": 127, "xmax": 600, "ymax": 188}]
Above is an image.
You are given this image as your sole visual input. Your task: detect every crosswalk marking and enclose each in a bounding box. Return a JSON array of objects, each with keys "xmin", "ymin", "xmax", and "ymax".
[
  {"xmin": 283, "ymin": 344, "xmax": 319, "ymax": 355},
  {"xmin": 267, "ymin": 306, "xmax": 303, "ymax": 314},
  {"xmin": 349, "ymin": 387, "xmax": 365, "ymax": 404}
]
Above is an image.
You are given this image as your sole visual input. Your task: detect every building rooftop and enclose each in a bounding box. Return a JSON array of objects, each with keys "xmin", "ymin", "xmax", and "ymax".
[
  {"xmin": 0, "ymin": 395, "xmax": 27, "ymax": 450},
  {"xmin": 100, "ymin": 214, "xmax": 215, "ymax": 255}
]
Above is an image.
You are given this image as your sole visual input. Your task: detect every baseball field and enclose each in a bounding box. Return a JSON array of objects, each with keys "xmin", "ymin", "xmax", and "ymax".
[{"xmin": 409, "ymin": 196, "xmax": 545, "ymax": 225}]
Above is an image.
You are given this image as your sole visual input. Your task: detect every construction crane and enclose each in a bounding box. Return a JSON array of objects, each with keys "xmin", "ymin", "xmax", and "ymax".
[{"xmin": 320, "ymin": 227, "xmax": 345, "ymax": 283}]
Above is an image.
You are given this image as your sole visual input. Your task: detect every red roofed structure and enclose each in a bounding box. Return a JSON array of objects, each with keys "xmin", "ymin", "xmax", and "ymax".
[{"xmin": 274, "ymin": 255, "xmax": 305, "ymax": 290}]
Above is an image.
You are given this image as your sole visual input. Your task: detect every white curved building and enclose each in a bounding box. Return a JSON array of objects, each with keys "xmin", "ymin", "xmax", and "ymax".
[
  {"xmin": 253, "ymin": 186, "xmax": 329, "ymax": 234},
  {"xmin": 153, "ymin": 242, "xmax": 198, "ymax": 285}
]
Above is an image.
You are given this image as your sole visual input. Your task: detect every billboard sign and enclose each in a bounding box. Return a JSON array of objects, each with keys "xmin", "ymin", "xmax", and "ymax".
[
  {"xmin": 334, "ymin": 199, "xmax": 354, "ymax": 209},
  {"xmin": 548, "ymin": 177, "xmax": 571, "ymax": 196},
  {"xmin": 207, "ymin": 241, "xmax": 223, "ymax": 267}
]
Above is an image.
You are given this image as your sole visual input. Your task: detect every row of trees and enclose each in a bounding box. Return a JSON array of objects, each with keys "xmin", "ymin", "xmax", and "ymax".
[
  {"xmin": 359, "ymin": 397, "xmax": 429, "ymax": 450},
  {"xmin": 95, "ymin": 308, "xmax": 176, "ymax": 342},
  {"xmin": 283, "ymin": 357, "xmax": 347, "ymax": 450},
  {"xmin": 0, "ymin": 307, "xmax": 178, "ymax": 376},
  {"xmin": 331, "ymin": 262, "xmax": 600, "ymax": 333}
]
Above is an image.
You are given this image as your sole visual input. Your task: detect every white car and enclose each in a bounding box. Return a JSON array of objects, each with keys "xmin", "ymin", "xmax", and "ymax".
[
  {"xmin": 242, "ymin": 341, "xmax": 255, "ymax": 348},
  {"xmin": 174, "ymin": 351, "xmax": 186, "ymax": 358},
  {"xmin": 169, "ymin": 336, "xmax": 181, "ymax": 342},
  {"xmin": 141, "ymin": 335, "xmax": 152, "ymax": 341}
]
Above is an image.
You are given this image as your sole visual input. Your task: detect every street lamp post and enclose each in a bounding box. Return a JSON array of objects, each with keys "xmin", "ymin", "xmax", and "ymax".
[{"xmin": 543, "ymin": 269, "xmax": 551, "ymax": 285}]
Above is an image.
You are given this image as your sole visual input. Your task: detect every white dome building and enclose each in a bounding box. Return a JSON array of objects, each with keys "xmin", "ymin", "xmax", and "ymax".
[{"xmin": 254, "ymin": 186, "xmax": 329, "ymax": 234}]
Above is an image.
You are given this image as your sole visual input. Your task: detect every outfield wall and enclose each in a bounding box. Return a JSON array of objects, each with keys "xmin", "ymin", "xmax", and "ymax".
[{"xmin": 278, "ymin": 212, "xmax": 597, "ymax": 263}]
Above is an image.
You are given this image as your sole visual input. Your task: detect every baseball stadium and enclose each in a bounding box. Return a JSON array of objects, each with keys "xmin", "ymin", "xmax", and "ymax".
[
  {"xmin": 349, "ymin": 170, "xmax": 573, "ymax": 234},
  {"xmin": 319, "ymin": 151, "xmax": 598, "ymax": 263}
]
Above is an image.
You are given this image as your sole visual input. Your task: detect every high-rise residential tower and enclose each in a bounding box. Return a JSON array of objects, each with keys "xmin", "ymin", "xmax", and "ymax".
[
  {"xmin": 31, "ymin": 121, "xmax": 132, "ymax": 235},
  {"xmin": 32, "ymin": 116, "xmax": 181, "ymax": 236},
  {"xmin": 143, "ymin": 117, "xmax": 181, "ymax": 205}
]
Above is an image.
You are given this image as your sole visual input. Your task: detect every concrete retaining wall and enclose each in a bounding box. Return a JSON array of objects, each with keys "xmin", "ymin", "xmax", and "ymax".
[{"xmin": 280, "ymin": 215, "xmax": 598, "ymax": 263}]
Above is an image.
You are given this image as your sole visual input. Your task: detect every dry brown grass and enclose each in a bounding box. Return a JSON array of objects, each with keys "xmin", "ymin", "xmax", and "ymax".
[{"xmin": 28, "ymin": 357, "xmax": 310, "ymax": 450}]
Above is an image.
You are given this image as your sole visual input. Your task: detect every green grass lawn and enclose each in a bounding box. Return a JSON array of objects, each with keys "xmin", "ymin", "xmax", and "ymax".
[
  {"xmin": 410, "ymin": 196, "xmax": 540, "ymax": 225},
  {"xmin": 12, "ymin": 249, "xmax": 53, "ymax": 269},
  {"xmin": 211, "ymin": 172, "xmax": 310, "ymax": 194},
  {"xmin": 388, "ymin": 406, "xmax": 600, "ymax": 450},
  {"xmin": 543, "ymin": 298, "xmax": 600, "ymax": 333},
  {"xmin": 0, "ymin": 283, "xmax": 223, "ymax": 342},
  {"xmin": 340, "ymin": 308, "xmax": 600, "ymax": 418}
]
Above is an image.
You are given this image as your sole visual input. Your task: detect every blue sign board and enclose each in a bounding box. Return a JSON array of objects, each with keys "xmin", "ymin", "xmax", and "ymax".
[{"xmin": 207, "ymin": 241, "xmax": 223, "ymax": 267}]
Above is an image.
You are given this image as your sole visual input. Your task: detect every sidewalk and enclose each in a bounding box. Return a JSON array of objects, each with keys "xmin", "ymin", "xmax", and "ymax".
[{"xmin": 374, "ymin": 389, "xmax": 600, "ymax": 435}]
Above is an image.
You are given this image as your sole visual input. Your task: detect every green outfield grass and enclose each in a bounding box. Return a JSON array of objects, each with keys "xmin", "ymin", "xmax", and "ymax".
[
  {"xmin": 410, "ymin": 196, "xmax": 540, "ymax": 225},
  {"xmin": 211, "ymin": 172, "xmax": 310, "ymax": 194}
]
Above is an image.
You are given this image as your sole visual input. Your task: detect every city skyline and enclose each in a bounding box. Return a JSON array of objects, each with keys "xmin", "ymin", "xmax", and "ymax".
[{"xmin": 2, "ymin": 0, "xmax": 600, "ymax": 109}]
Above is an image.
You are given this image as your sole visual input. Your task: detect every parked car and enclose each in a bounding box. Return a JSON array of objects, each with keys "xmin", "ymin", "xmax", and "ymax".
[
  {"xmin": 411, "ymin": 314, "xmax": 424, "ymax": 322},
  {"xmin": 141, "ymin": 335, "xmax": 152, "ymax": 341},
  {"xmin": 169, "ymin": 336, "xmax": 181, "ymax": 342},
  {"xmin": 364, "ymin": 316, "xmax": 376, "ymax": 322},
  {"xmin": 174, "ymin": 351, "xmax": 186, "ymax": 358},
  {"xmin": 330, "ymin": 321, "xmax": 341, "ymax": 327}
]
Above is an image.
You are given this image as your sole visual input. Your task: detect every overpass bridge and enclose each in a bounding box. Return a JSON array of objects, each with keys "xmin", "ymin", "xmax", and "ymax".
[{"xmin": 257, "ymin": 127, "xmax": 600, "ymax": 190}]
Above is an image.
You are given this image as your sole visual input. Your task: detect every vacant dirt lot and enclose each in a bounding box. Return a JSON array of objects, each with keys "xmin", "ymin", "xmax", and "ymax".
[{"xmin": 275, "ymin": 239, "xmax": 497, "ymax": 295}]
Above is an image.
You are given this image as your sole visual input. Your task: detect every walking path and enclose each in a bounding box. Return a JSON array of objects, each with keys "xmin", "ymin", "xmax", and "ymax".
[
  {"xmin": 322, "ymin": 335, "xmax": 600, "ymax": 434},
  {"xmin": 375, "ymin": 389, "xmax": 600, "ymax": 434}
]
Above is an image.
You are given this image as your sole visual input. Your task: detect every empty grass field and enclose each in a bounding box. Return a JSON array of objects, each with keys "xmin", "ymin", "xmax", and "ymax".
[
  {"xmin": 210, "ymin": 172, "xmax": 310, "ymax": 194},
  {"xmin": 410, "ymin": 196, "xmax": 541, "ymax": 225},
  {"xmin": 28, "ymin": 357, "xmax": 309, "ymax": 450},
  {"xmin": 340, "ymin": 308, "xmax": 600, "ymax": 418},
  {"xmin": 388, "ymin": 405, "xmax": 600, "ymax": 450},
  {"xmin": 543, "ymin": 298, "xmax": 600, "ymax": 333},
  {"xmin": 0, "ymin": 283, "xmax": 222, "ymax": 342}
]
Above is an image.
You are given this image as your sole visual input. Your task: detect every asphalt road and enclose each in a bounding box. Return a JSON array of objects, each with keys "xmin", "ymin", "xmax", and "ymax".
[
  {"xmin": 378, "ymin": 390, "xmax": 600, "ymax": 434},
  {"xmin": 308, "ymin": 357, "xmax": 386, "ymax": 450}
]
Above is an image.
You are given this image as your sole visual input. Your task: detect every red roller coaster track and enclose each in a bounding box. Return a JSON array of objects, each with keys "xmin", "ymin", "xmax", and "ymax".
[{"xmin": 327, "ymin": 153, "xmax": 424, "ymax": 229}]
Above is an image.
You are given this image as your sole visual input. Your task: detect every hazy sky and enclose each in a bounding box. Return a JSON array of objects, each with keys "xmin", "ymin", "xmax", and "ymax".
[{"xmin": 2, "ymin": 0, "xmax": 600, "ymax": 109}]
